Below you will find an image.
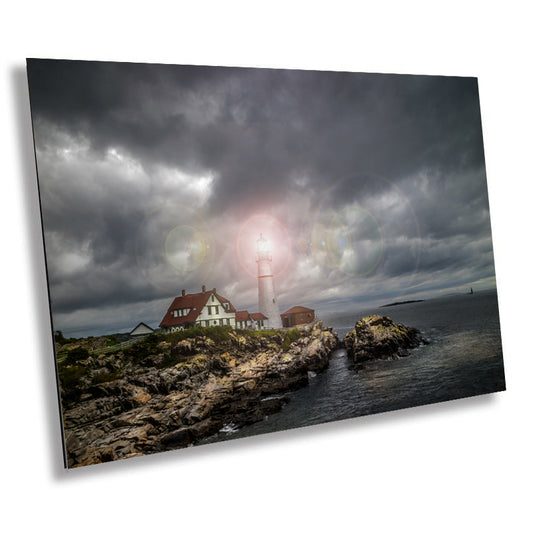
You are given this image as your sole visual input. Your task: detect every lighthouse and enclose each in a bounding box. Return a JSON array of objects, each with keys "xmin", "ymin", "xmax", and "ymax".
[{"xmin": 256, "ymin": 234, "xmax": 282, "ymax": 329}]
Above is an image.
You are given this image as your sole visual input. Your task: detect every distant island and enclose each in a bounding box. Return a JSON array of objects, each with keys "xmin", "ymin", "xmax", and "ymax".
[{"xmin": 380, "ymin": 300, "xmax": 424, "ymax": 308}]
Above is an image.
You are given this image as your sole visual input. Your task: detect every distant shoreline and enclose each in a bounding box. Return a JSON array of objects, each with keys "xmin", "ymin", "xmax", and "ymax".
[{"xmin": 380, "ymin": 300, "xmax": 424, "ymax": 308}]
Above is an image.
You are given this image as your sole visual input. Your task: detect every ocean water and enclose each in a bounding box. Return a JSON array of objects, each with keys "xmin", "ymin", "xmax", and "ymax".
[{"xmin": 201, "ymin": 289, "xmax": 505, "ymax": 444}]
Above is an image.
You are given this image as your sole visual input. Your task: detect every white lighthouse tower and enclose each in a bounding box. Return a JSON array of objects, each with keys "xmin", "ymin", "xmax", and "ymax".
[{"xmin": 256, "ymin": 234, "xmax": 282, "ymax": 329}]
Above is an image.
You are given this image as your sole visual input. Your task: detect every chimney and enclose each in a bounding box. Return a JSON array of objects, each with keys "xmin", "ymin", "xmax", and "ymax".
[
  {"xmin": 213, "ymin": 287, "xmax": 217, "ymax": 294},
  {"xmin": 181, "ymin": 289, "xmax": 186, "ymax": 297},
  {"xmin": 202, "ymin": 285, "xmax": 206, "ymax": 293}
]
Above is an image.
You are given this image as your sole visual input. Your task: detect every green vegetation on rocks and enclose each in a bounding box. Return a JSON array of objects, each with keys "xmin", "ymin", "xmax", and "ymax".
[
  {"xmin": 282, "ymin": 328, "xmax": 301, "ymax": 351},
  {"xmin": 58, "ymin": 322, "xmax": 339, "ymax": 468}
]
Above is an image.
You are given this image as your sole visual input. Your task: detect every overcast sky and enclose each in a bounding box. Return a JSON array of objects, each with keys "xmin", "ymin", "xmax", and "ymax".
[{"xmin": 27, "ymin": 59, "xmax": 497, "ymax": 337}]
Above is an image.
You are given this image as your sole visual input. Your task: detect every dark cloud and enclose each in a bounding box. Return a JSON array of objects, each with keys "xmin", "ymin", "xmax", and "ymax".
[{"xmin": 27, "ymin": 59, "xmax": 496, "ymax": 336}]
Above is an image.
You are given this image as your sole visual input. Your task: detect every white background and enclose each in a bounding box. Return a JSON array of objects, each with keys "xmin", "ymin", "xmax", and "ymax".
[{"xmin": 2, "ymin": 2, "xmax": 531, "ymax": 531}]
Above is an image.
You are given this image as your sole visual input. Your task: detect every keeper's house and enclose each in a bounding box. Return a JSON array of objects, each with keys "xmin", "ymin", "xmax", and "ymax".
[
  {"xmin": 159, "ymin": 286, "xmax": 237, "ymax": 333},
  {"xmin": 281, "ymin": 306, "xmax": 315, "ymax": 327}
]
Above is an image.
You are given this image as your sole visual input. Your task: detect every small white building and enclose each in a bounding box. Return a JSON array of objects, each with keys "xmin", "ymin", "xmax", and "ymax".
[
  {"xmin": 235, "ymin": 311, "xmax": 269, "ymax": 330},
  {"xmin": 129, "ymin": 322, "xmax": 155, "ymax": 336}
]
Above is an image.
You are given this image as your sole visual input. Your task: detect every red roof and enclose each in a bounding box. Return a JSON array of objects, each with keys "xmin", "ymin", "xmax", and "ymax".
[
  {"xmin": 235, "ymin": 310, "xmax": 251, "ymax": 321},
  {"xmin": 281, "ymin": 306, "xmax": 314, "ymax": 315},
  {"xmin": 250, "ymin": 312, "xmax": 268, "ymax": 320},
  {"xmin": 159, "ymin": 289, "xmax": 235, "ymax": 328},
  {"xmin": 217, "ymin": 294, "xmax": 237, "ymax": 312}
]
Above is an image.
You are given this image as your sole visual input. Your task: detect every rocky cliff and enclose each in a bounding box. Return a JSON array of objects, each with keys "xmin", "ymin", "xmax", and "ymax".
[
  {"xmin": 59, "ymin": 322, "xmax": 339, "ymax": 468},
  {"xmin": 343, "ymin": 315, "xmax": 424, "ymax": 362}
]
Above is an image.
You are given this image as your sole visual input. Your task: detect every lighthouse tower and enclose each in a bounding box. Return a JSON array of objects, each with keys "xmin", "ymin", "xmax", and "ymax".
[{"xmin": 256, "ymin": 234, "xmax": 282, "ymax": 329}]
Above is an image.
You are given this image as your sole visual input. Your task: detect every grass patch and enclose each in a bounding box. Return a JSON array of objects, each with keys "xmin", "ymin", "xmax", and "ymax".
[
  {"xmin": 58, "ymin": 364, "xmax": 89, "ymax": 403},
  {"xmin": 281, "ymin": 328, "xmax": 301, "ymax": 351},
  {"xmin": 62, "ymin": 346, "xmax": 90, "ymax": 365},
  {"xmin": 105, "ymin": 336, "xmax": 121, "ymax": 347},
  {"xmin": 166, "ymin": 326, "xmax": 233, "ymax": 345},
  {"xmin": 124, "ymin": 333, "xmax": 165, "ymax": 363},
  {"xmin": 241, "ymin": 329, "xmax": 279, "ymax": 338}
]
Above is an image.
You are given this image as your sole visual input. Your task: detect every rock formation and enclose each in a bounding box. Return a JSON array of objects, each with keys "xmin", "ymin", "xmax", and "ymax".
[
  {"xmin": 59, "ymin": 322, "xmax": 339, "ymax": 468},
  {"xmin": 343, "ymin": 315, "xmax": 424, "ymax": 362}
]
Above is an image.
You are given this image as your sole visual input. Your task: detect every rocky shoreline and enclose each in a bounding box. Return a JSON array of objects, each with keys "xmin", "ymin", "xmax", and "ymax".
[
  {"xmin": 60, "ymin": 322, "xmax": 339, "ymax": 467},
  {"xmin": 59, "ymin": 315, "xmax": 426, "ymax": 467}
]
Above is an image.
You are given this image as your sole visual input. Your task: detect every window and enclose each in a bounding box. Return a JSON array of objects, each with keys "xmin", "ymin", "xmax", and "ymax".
[
  {"xmin": 214, "ymin": 305, "xmax": 219, "ymax": 314},
  {"xmin": 208, "ymin": 306, "xmax": 212, "ymax": 315}
]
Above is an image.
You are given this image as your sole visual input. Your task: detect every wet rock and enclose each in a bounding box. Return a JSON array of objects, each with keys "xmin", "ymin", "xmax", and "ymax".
[
  {"xmin": 160, "ymin": 428, "xmax": 192, "ymax": 449},
  {"xmin": 343, "ymin": 315, "xmax": 424, "ymax": 362}
]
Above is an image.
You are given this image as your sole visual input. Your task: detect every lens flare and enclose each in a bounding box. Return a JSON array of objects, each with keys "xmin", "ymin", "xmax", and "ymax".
[
  {"xmin": 309, "ymin": 173, "xmax": 421, "ymax": 300},
  {"xmin": 311, "ymin": 206, "xmax": 383, "ymax": 276},
  {"xmin": 135, "ymin": 202, "xmax": 215, "ymax": 290},
  {"xmin": 236, "ymin": 214, "xmax": 292, "ymax": 279},
  {"xmin": 165, "ymin": 225, "xmax": 213, "ymax": 272}
]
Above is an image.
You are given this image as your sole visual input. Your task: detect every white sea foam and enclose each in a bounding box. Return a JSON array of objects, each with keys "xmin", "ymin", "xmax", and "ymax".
[{"xmin": 219, "ymin": 422, "xmax": 239, "ymax": 434}]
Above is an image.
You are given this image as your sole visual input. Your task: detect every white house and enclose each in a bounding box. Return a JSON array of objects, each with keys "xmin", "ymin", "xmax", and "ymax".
[
  {"xmin": 160, "ymin": 286, "xmax": 272, "ymax": 333},
  {"xmin": 159, "ymin": 286, "xmax": 237, "ymax": 333}
]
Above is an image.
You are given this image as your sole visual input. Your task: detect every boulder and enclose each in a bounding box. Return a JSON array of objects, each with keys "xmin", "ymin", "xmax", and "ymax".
[{"xmin": 344, "ymin": 315, "xmax": 424, "ymax": 362}]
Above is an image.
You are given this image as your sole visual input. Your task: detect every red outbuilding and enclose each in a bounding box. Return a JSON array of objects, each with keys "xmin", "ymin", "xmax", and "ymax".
[{"xmin": 280, "ymin": 306, "xmax": 315, "ymax": 327}]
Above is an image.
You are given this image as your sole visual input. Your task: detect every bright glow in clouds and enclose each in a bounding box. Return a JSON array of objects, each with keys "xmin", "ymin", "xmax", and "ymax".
[
  {"xmin": 236, "ymin": 214, "xmax": 292, "ymax": 278},
  {"xmin": 257, "ymin": 234, "xmax": 270, "ymax": 254}
]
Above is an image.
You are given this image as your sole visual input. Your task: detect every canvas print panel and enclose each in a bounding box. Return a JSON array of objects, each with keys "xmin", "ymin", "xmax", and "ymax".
[{"xmin": 27, "ymin": 59, "xmax": 505, "ymax": 468}]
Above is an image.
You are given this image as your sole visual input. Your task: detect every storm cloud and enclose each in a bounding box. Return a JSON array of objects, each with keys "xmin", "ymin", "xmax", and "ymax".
[{"xmin": 27, "ymin": 59, "xmax": 496, "ymax": 336}]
